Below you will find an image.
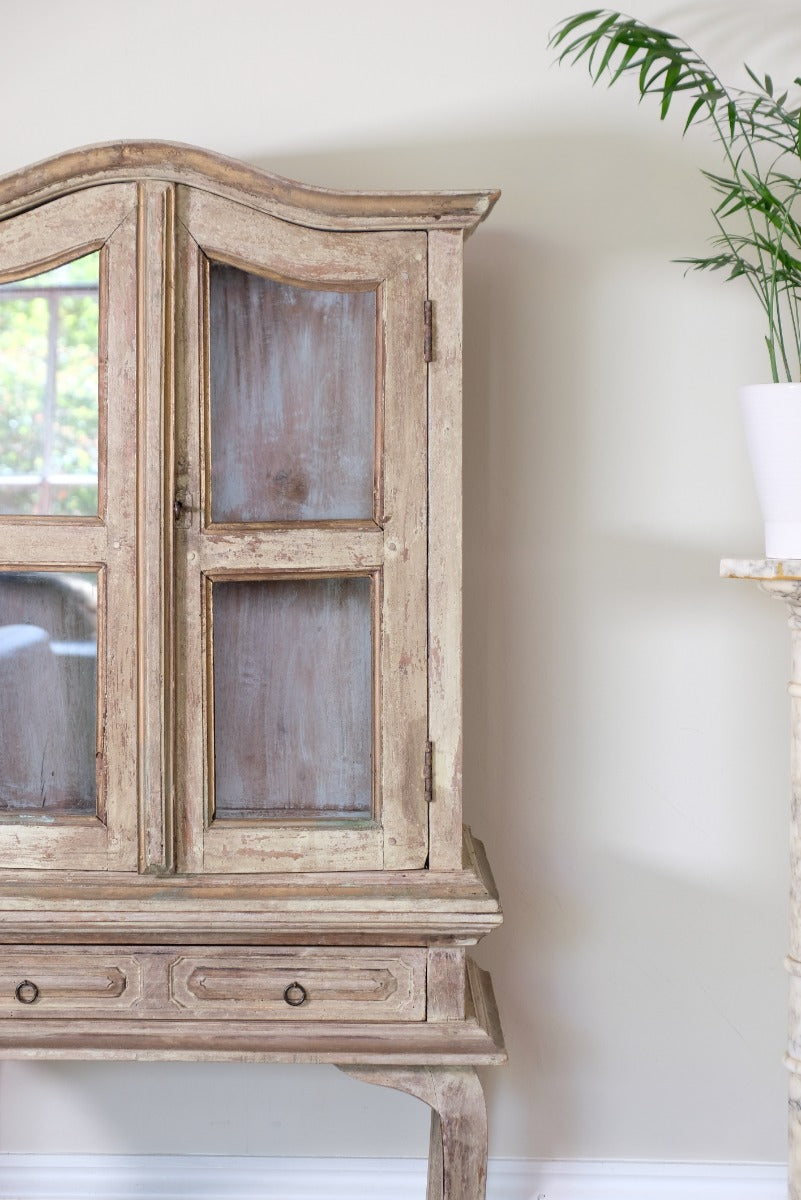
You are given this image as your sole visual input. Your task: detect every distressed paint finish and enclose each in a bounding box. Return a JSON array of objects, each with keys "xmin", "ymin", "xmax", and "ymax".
[
  {"xmin": 137, "ymin": 180, "xmax": 174, "ymax": 873},
  {"xmin": 0, "ymin": 145, "xmax": 505, "ymax": 1195},
  {"xmin": 0, "ymin": 142, "xmax": 499, "ymax": 234},
  {"xmin": 0, "ymin": 184, "xmax": 139, "ymax": 872},
  {"xmin": 342, "ymin": 1064, "xmax": 488, "ymax": 1200},
  {"xmin": 427, "ymin": 946, "xmax": 467, "ymax": 1022},
  {"xmin": 176, "ymin": 186, "xmax": 428, "ymax": 873},
  {"xmin": 0, "ymin": 952, "xmax": 503, "ymax": 1063},
  {"xmin": 427, "ymin": 230, "xmax": 466, "ymax": 870}
]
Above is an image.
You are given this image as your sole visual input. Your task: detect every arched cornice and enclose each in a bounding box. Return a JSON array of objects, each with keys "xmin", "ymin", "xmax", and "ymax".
[{"xmin": 0, "ymin": 141, "xmax": 500, "ymax": 234}]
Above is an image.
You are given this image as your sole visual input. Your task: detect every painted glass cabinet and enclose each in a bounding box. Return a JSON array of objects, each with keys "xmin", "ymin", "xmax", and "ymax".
[{"xmin": 0, "ymin": 144, "xmax": 504, "ymax": 1199}]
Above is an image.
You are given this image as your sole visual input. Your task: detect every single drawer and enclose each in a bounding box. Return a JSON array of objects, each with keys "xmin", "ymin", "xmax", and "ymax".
[
  {"xmin": 168, "ymin": 946, "xmax": 426, "ymax": 1022},
  {"xmin": 0, "ymin": 948, "xmax": 143, "ymax": 1016}
]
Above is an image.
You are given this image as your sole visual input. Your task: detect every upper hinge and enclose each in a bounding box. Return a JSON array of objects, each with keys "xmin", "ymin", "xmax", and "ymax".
[
  {"xmin": 423, "ymin": 299, "xmax": 433, "ymax": 363},
  {"xmin": 424, "ymin": 739, "xmax": 434, "ymax": 803}
]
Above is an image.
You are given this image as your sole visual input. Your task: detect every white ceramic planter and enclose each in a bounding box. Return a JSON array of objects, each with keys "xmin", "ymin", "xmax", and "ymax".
[{"xmin": 741, "ymin": 382, "xmax": 801, "ymax": 557}]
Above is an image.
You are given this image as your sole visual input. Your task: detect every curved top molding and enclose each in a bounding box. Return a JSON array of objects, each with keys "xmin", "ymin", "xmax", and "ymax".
[{"xmin": 0, "ymin": 141, "xmax": 500, "ymax": 234}]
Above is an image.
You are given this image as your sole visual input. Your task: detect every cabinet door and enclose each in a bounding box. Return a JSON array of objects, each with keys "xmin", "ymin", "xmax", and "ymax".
[
  {"xmin": 0, "ymin": 185, "xmax": 139, "ymax": 871},
  {"xmin": 174, "ymin": 190, "xmax": 428, "ymax": 872}
]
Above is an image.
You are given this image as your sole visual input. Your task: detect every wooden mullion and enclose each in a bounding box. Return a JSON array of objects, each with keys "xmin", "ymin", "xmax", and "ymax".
[
  {"xmin": 136, "ymin": 181, "xmax": 175, "ymax": 873},
  {"xmin": 172, "ymin": 193, "xmax": 205, "ymax": 874},
  {"xmin": 198, "ymin": 527, "xmax": 384, "ymax": 576},
  {"xmin": 101, "ymin": 206, "xmax": 140, "ymax": 872},
  {"xmin": 0, "ymin": 524, "xmax": 107, "ymax": 566}
]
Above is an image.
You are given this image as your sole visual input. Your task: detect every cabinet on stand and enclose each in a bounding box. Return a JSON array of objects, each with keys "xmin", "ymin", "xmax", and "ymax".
[{"xmin": 0, "ymin": 142, "xmax": 505, "ymax": 1198}]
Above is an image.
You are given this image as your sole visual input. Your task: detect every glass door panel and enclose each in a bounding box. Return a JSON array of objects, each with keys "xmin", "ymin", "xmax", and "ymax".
[
  {"xmin": 208, "ymin": 264, "xmax": 377, "ymax": 523},
  {"xmin": 212, "ymin": 575, "xmax": 373, "ymax": 821},
  {"xmin": 0, "ymin": 571, "xmax": 97, "ymax": 814},
  {"xmin": 0, "ymin": 254, "xmax": 100, "ymax": 517},
  {"xmin": 0, "ymin": 181, "xmax": 139, "ymax": 870},
  {"xmin": 175, "ymin": 189, "xmax": 428, "ymax": 871}
]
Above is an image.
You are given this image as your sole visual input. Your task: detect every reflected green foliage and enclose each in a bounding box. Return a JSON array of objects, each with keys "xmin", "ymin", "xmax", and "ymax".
[{"xmin": 0, "ymin": 253, "xmax": 99, "ymax": 515}]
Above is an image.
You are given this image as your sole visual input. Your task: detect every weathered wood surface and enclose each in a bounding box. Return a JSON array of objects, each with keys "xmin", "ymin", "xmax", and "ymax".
[
  {"xmin": 0, "ymin": 156, "xmax": 506, "ymax": 1188},
  {"xmin": 0, "ymin": 184, "xmax": 139, "ymax": 872},
  {"xmin": 427, "ymin": 230, "xmax": 465, "ymax": 869},
  {"xmin": 342, "ymin": 1065, "xmax": 488, "ymax": 1200},
  {"xmin": 175, "ymin": 187, "xmax": 429, "ymax": 873},
  {"xmin": 0, "ymin": 183, "xmax": 135, "ymax": 281},
  {"xmin": 0, "ymin": 142, "xmax": 499, "ymax": 234},
  {"xmin": 137, "ymin": 180, "xmax": 174, "ymax": 873},
  {"xmin": 167, "ymin": 945, "xmax": 426, "ymax": 1022},
  {"xmin": 0, "ymin": 951, "xmax": 504, "ymax": 1064},
  {"xmin": 427, "ymin": 947, "xmax": 467, "ymax": 1022}
]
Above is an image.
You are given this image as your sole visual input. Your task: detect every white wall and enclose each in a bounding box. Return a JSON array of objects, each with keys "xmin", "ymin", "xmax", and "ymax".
[{"xmin": 0, "ymin": 0, "xmax": 798, "ymax": 1165}]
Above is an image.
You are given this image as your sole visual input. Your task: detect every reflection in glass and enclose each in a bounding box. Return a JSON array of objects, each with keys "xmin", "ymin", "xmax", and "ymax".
[
  {"xmin": 0, "ymin": 254, "xmax": 100, "ymax": 516},
  {"xmin": 213, "ymin": 576, "xmax": 373, "ymax": 820},
  {"xmin": 209, "ymin": 264, "xmax": 377, "ymax": 522},
  {"xmin": 0, "ymin": 572, "xmax": 98, "ymax": 813}
]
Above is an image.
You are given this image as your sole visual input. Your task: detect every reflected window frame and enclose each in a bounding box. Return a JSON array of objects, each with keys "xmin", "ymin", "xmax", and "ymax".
[{"xmin": 0, "ymin": 254, "xmax": 100, "ymax": 518}]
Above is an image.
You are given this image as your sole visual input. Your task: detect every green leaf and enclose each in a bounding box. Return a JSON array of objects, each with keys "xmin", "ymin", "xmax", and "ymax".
[{"xmin": 548, "ymin": 9, "xmax": 605, "ymax": 50}]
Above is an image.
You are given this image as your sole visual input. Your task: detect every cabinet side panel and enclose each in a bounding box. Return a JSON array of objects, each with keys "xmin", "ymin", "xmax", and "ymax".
[{"xmin": 427, "ymin": 231, "xmax": 465, "ymax": 870}]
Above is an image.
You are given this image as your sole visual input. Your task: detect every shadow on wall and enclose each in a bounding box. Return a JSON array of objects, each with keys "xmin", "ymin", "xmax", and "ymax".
[
  {"xmin": 656, "ymin": 0, "xmax": 801, "ymax": 72},
  {"xmin": 253, "ymin": 128, "xmax": 786, "ymax": 1159}
]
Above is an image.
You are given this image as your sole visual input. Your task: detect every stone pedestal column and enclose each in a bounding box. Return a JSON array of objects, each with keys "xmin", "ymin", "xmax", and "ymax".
[{"xmin": 722, "ymin": 559, "xmax": 801, "ymax": 1198}]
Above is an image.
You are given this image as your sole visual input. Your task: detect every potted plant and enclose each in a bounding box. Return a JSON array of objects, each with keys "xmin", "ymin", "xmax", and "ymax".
[{"xmin": 550, "ymin": 9, "xmax": 801, "ymax": 557}]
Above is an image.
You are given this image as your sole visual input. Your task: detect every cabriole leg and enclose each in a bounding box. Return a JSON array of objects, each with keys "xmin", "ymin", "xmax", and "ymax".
[{"xmin": 339, "ymin": 1065, "xmax": 488, "ymax": 1200}]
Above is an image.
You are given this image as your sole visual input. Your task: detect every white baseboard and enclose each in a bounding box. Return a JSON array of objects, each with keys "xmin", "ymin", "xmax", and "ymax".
[{"xmin": 0, "ymin": 1154, "xmax": 786, "ymax": 1199}]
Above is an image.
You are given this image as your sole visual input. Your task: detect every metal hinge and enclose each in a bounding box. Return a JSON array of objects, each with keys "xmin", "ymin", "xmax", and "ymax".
[
  {"xmin": 424, "ymin": 740, "xmax": 434, "ymax": 803},
  {"xmin": 423, "ymin": 299, "xmax": 433, "ymax": 363}
]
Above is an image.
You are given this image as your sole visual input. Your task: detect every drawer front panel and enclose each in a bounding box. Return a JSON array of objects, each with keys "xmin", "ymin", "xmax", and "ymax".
[
  {"xmin": 168, "ymin": 947, "xmax": 426, "ymax": 1021},
  {"xmin": 0, "ymin": 950, "xmax": 143, "ymax": 1016}
]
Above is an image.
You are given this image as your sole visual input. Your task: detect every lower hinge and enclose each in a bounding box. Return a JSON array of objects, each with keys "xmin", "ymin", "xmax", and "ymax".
[
  {"xmin": 423, "ymin": 299, "xmax": 433, "ymax": 363},
  {"xmin": 425, "ymin": 739, "xmax": 434, "ymax": 802}
]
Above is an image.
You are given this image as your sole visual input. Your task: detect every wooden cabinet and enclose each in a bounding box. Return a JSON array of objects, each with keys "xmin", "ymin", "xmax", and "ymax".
[{"xmin": 0, "ymin": 143, "xmax": 504, "ymax": 1197}]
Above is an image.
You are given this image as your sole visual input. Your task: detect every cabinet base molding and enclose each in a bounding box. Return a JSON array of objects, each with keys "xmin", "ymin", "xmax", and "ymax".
[{"xmin": 0, "ymin": 1155, "xmax": 783, "ymax": 1200}]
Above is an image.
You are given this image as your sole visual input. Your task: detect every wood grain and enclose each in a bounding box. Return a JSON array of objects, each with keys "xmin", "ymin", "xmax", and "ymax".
[
  {"xmin": 177, "ymin": 187, "xmax": 429, "ymax": 873},
  {"xmin": 342, "ymin": 1065, "xmax": 488, "ymax": 1199},
  {"xmin": 0, "ymin": 142, "xmax": 499, "ymax": 234},
  {"xmin": 427, "ymin": 231, "xmax": 465, "ymax": 870},
  {"xmin": 0, "ymin": 152, "xmax": 506, "ymax": 1190},
  {"xmin": 0, "ymin": 185, "xmax": 139, "ymax": 871},
  {"xmin": 136, "ymin": 180, "xmax": 174, "ymax": 872}
]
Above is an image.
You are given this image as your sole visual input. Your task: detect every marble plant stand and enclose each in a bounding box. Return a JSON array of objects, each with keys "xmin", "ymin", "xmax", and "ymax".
[{"xmin": 722, "ymin": 558, "xmax": 801, "ymax": 1198}]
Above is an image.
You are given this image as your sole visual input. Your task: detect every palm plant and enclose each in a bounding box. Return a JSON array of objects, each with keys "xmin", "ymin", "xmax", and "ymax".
[{"xmin": 550, "ymin": 10, "xmax": 801, "ymax": 381}]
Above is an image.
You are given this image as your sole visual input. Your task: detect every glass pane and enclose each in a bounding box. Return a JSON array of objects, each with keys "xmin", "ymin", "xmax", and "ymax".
[
  {"xmin": 209, "ymin": 264, "xmax": 376, "ymax": 522},
  {"xmin": 0, "ymin": 254, "xmax": 100, "ymax": 516},
  {"xmin": 0, "ymin": 571, "xmax": 98, "ymax": 813},
  {"xmin": 213, "ymin": 576, "xmax": 373, "ymax": 820}
]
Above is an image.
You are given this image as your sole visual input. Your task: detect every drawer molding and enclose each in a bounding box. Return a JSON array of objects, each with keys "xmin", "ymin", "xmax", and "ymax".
[{"xmin": 167, "ymin": 948, "xmax": 425, "ymax": 1021}]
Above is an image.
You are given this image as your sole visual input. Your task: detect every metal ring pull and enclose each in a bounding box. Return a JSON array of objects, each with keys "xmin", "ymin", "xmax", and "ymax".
[
  {"xmin": 15, "ymin": 980, "xmax": 39, "ymax": 1005},
  {"xmin": 283, "ymin": 981, "xmax": 307, "ymax": 1007}
]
